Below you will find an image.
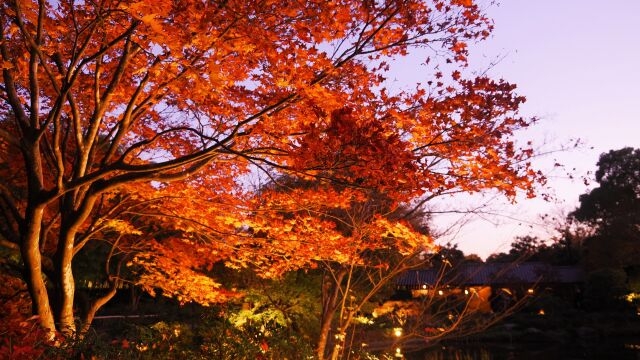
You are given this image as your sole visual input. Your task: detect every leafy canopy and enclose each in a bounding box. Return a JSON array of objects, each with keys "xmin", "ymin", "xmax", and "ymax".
[{"xmin": 0, "ymin": 0, "xmax": 542, "ymax": 309}]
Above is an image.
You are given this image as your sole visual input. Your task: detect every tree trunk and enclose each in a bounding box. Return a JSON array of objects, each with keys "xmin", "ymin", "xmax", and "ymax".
[
  {"xmin": 20, "ymin": 206, "xmax": 56, "ymax": 339},
  {"xmin": 19, "ymin": 130, "xmax": 58, "ymax": 339},
  {"xmin": 54, "ymin": 229, "xmax": 76, "ymax": 335},
  {"xmin": 55, "ymin": 193, "xmax": 99, "ymax": 335},
  {"xmin": 317, "ymin": 307, "xmax": 334, "ymax": 360},
  {"xmin": 329, "ymin": 344, "xmax": 342, "ymax": 360},
  {"xmin": 130, "ymin": 286, "xmax": 140, "ymax": 312},
  {"xmin": 317, "ymin": 269, "xmax": 346, "ymax": 359},
  {"xmin": 80, "ymin": 285, "xmax": 118, "ymax": 336}
]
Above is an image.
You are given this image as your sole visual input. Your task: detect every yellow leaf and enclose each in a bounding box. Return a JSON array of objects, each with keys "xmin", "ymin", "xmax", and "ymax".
[{"xmin": 141, "ymin": 14, "xmax": 164, "ymax": 34}]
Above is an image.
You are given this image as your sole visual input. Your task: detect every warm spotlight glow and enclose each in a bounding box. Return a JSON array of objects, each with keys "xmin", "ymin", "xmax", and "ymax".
[
  {"xmin": 393, "ymin": 327, "xmax": 403, "ymax": 337},
  {"xmin": 422, "ymin": 284, "xmax": 427, "ymax": 289},
  {"xmin": 538, "ymin": 309, "xmax": 545, "ymax": 315},
  {"xmin": 395, "ymin": 347, "xmax": 403, "ymax": 357},
  {"xmin": 438, "ymin": 290, "xmax": 444, "ymax": 296},
  {"xmin": 464, "ymin": 289, "xmax": 469, "ymax": 295},
  {"xmin": 527, "ymin": 288, "xmax": 534, "ymax": 294}
]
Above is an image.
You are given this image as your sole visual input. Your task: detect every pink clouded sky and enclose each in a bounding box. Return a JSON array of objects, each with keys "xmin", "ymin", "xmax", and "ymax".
[{"xmin": 390, "ymin": 0, "xmax": 640, "ymax": 258}]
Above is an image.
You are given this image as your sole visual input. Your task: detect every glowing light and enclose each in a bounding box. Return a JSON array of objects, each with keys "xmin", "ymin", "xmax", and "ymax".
[
  {"xmin": 438, "ymin": 290, "xmax": 444, "ymax": 296},
  {"xmin": 422, "ymin": 284, "xmax": 427, "ymax": 289},
  {"xmin": 538, "ymin": 309, "xmax": 545, "ymax": 315},
  {"xmin": 464, "ymin": 289, "xmax": 469, "ymax": 295},
  {"xmin": 527, "ymin": 288, "xmax": 534, "ymax": 294},
  {"xmin": 393, "ymin": 327, "xmax": 403, "ymax": 337}
]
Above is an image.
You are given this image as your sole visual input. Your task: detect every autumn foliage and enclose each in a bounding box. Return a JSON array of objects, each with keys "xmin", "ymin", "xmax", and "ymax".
[
  {"xmin": 0, "ymin": 261, "xmax": 50, "ymax": 359},
  {"xmin": 0, "ymin": 0, "xmax": 541, "ymax": 340}
]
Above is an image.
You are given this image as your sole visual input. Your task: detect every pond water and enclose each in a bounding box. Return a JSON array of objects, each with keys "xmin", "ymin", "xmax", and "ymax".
[{"xmin": 402, "ymin": 341, "xmax": 640, "ymax": 360}]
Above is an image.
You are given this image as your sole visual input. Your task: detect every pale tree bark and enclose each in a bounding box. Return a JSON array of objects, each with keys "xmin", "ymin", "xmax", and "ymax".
[
  {"xmin": 317, "ymin": 268, "xmax": 346, "ymax": 359},
  {"xmin": 54, "ymin": 193, "xmax": 100, "ymax": 335},
  {"xmin": 54, "ymin": 227, "xmax": 77, "ymax": 334},
  {"xmin": 79, "ymin": 284, "xmax": 118, "ymax": 336},
  {"xmin": 20, "ymin": 205, "xmax": 56, "ymax": 339},
  {"xmin": 79, "ymin": 236, "xmax": 124, "ymax": 336},
  {"xmin": 19, "ymin": 129, "xmax": 57, "ymax": 339}
]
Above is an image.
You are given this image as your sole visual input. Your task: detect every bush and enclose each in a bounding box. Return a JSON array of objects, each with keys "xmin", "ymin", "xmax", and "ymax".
[
  {"xmin": 0, "ymin": 259, "xmax": 52, "ymax": 359},
  {"xmin": 584, "ymin": 268, "xmax": 629, "ymax": 311},
  {"xmin": 43, "ymin": 311, "xmax": 315, "ymax": 359}
]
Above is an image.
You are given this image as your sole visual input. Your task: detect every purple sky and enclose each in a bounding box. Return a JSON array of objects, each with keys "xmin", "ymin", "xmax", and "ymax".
[{"xmin": 394, "ymin": 1, "xmax": 640, "ymax": 257}]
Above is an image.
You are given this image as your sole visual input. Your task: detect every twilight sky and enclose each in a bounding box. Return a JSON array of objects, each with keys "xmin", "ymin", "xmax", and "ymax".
[{"xmin": 393, "ymin": 0, "xmax": 640, "ymax": 258}]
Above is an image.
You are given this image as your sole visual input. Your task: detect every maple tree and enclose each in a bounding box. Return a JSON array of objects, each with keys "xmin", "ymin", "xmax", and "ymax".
[
  {"xmin": 0, "ymin": 0, "xmax": 542, "ymax": 339},
  {"xmin": 240, "ymin": 180, "xmax": 434, "ymax": 358}
]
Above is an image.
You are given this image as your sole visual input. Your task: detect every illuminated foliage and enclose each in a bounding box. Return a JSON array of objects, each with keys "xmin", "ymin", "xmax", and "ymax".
[{"xmin": 0, "ymin": 0, "xmax": 541, "ymax": 337}]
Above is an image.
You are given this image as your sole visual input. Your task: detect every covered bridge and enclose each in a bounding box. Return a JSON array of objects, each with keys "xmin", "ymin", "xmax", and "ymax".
[
  {"xmin": 396, "ymin": 262, "xmax": 584, "ymax": 290},
  {"xmin": 395, "ymin": 262, "xmax": 585, "ymax": 311}
]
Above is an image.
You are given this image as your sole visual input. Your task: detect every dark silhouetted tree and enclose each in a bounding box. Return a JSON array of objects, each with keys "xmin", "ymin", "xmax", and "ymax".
[{"xmin": 572, "ymin": 148, "xmax": 640, "ymax": 271}]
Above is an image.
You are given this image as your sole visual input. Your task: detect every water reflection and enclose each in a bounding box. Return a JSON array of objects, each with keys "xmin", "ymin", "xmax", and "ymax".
[{"xmin": 403, "ymin": 341, "xmax": 640, "ymax": 360}]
